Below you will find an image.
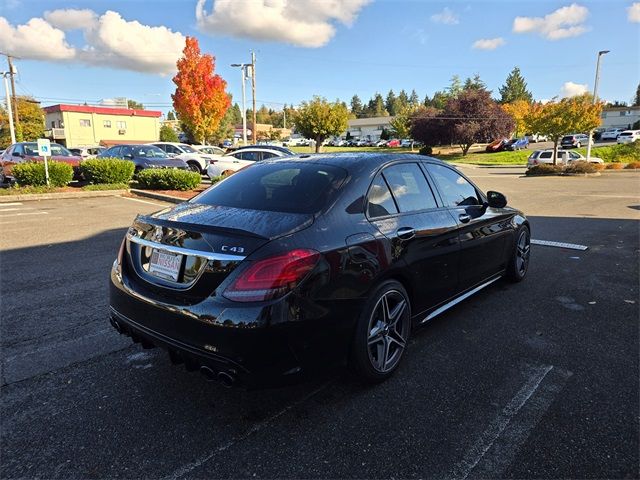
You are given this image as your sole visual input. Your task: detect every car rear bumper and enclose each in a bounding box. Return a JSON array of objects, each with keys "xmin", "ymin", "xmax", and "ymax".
[{"xmin": 109, "ymin": 265, "xmax": 362, "ymax": 387}]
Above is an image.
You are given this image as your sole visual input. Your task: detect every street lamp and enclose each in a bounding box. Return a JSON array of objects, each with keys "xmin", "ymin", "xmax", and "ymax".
[
  {"xmin": 1, "ymin": 71, "xmax": 15, "ymax": 144},
  {"xmin": 231, "ymin": 63, "xmax": 250, "ymax": 145},
  {"xmin": 586, "ymin": 49, "xmax": 610, "ymax": 162}
]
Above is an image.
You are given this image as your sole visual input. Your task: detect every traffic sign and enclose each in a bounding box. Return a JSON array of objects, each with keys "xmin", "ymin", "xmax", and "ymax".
[{"xmin": 37, "ymin": 139, "xmax": 51, "ymax": 157}]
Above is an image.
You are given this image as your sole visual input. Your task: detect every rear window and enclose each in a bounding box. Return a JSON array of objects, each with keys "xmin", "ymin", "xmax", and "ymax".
[
  {"xmin": 561, "ymin": 136, "xmax": 574, "ymax": 141},
  {"xmin": 194, "ymin": 162, "xmax": 347, "ymax": 214},
  {"xmin": 618, "ymin": 132, "xmax": 632, "ymax": 137}
]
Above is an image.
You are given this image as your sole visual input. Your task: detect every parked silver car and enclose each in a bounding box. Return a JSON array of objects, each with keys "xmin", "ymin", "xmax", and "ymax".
[{"xmin": 527, "ymin": 149, "xmax": 603, "ymax": 168}]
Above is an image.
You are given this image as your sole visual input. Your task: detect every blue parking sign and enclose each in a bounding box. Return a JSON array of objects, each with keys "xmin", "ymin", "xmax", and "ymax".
[{"xmin": 37, "ymin": 139, "xmax": 51, "ymax": 157}]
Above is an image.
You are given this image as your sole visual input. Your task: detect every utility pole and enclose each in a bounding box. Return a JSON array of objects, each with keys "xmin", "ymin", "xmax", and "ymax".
[
  {"xmin": 283, "ymin": 105, "xmax": 286, "ymax": 129},
  {"xmin": 586, "ymin": 50, "xmax": 609, "ymax": 162},
  {"xmin": 2, "ymin": 72, "xmax": 16, "ymax": 144},
  {"xmin": 230, "ymin": 62, "xmax": 250, "ymax": 145},
  {"xmin": 251, "ymin": 51, "xmax": 256, "ymax": 144},
  {"xmin": 7, "ymin": 55, "xmax": 19, "ymax": 134}
]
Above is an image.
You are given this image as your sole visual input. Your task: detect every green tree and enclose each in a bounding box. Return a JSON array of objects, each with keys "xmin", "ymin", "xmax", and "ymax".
[
  {"xmin": 398, "ymin": 89, "xmax": 409, "ymax": 110},
  {"xmin": 409, "ymin": 89, "xmax": 420, "ymax": 107},
  {"xmin": 464, "ymin": 74, "xmax": 488, "ymax": 92},
  {"xmin": 525, "ymin": 94, "xmax": 603, "ymax": 164},
  {"xmin": 390, "ymin": 105, "xmax": 417, "ymax": 146},
  {"xmin": 385, "ymin": 90, "xmax": 397, "ymax": 115},
  {"xmin": 431, "ymin": 91, "xmax": 449, "ymax": 109},
  {"xmin": 159, "ymin": 124, "xmax": 179, "ymax": 142},
  {"xmin": 446, "ymin": 75, "xmax": 463, "ymax": 98},
  {"xmin": 127, "ymin": 100, "xmax": 144, "ymax": 109},
  {"xmin": 292, "ymin": 96, "xmax": 349, "ymax": 153},
  {"xmin": 350, "ymin": 94, "xmax": 363, "ymax": 117},
  {"xmin": 0, "ymin": 97, "xmax": 44, "ymax": 146},
  {"xmin": 634, "ymin": 82, "xmax": 640, "ymax": 106},
  {"xmin": 167, "ymin": 110, "xmax": 176, "ymax": 120},
  {"xmin": 367, "ymin": 93, "xmax": 388, "ymax": 117},
  {"xmin": 499, "ymin": 67, "xmax": 533, "ymax": 104}
]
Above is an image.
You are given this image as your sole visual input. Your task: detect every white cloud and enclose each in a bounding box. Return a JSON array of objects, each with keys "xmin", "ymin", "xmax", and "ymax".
[
  {"xmin": 44, "ymin": 8, "xmax": 97, "ymax": 30},
  {"xmin": 0, "ymin": 16, "xmax": 75, "ymax": 60},
  {"xmin": 560, "ymin": 81, "xmax": 588, "ymax": 97},
  {"xmin": 513, "ymin": 3, "xmax": 590, "ymax": 40},
  {"xmin": 195, "ymin": 0, "xmax": 371, "ymax": 48},
  {"xmin": 628, "ymin": 2, "xmax": 640, "ymax": 22},
  {"xmin": 430, "ymin": 7, "xmax": 459, "ymax": 25},
  {"xmin": 472, "ymin": 37, "xmax": 505, "ymax": 50},
  {"xmin": 0, "ymin": 10, "xmax": 185, "ymax": 75}
]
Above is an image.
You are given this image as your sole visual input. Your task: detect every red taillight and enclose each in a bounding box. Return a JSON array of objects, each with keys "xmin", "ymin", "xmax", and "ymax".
[{"xmin": 223, "ymin": 249, "xmax": 320, "ymax": 302}]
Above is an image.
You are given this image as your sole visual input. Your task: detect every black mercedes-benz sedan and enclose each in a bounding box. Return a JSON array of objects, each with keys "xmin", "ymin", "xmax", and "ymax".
[{"xmin": 110, "ymin": 153, "xmax": 530, "ymax": 387}]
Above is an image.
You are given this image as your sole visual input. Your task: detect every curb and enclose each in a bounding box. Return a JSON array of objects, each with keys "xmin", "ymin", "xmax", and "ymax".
[
  {"xmin": 0, "ymin": 189, "xmax": 128, "ymax": 203},
  {"xmin": 129, "ymin": 189, "xmax": 185, "ymax": 204}
]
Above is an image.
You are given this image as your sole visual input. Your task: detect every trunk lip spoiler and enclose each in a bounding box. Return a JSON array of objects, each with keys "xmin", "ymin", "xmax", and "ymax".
[{"xmin": 126, "ymin": 232, "xmax": 246, "ymax": 262}]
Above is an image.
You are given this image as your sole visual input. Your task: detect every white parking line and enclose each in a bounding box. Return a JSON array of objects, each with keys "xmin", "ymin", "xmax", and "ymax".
[
  {"xmin": 531, "ymin": 239, "xmax": 588, "ymax": 251},
  {"xmin": 449, "ymin": 365, "xmax": 554, "ymax": 480},
  {"xmin": 0, "ymin": 202, "xmax": 23, "ymax": 207},
  {"xmin": 0, "ymin": 211, "xmax": 48, "ymax": 217},
  {"xmin": 0, "ymin": 208, "xmax": 24, "ymax": 212},
  {"xmin": 119, "ymin": 196, "xmax": 167, "ymax": 207}
]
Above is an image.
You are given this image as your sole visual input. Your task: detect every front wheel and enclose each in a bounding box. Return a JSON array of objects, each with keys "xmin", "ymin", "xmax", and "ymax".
[
  {"xmin": 576, "ymin": 142, "xmax": 581, "ymax": 148},
  {"xmin": 351, "ymin": 280, "xmax": 411, "ymax": 383},
  {"xmin": 506, "ymin": 226, "xmax": 530, "ymax": 282}
]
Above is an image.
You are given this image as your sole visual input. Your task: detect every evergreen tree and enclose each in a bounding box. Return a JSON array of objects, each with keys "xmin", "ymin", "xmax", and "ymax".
[
  {"xmin": 167, "ymin": 110, "xmax": 176, "ymax": 120},
  {"xmin": 350, "ymin": 94, "xmax": 363, "ymax": 117},
  {"xmin": 423, "ymin": 94, "xmax": 431, "ymax": 107},
  {"xmin": 409, "ymin": 89, "xmax": 420, "ymax": 107},
  {"xmin": 446, "ymin": 75, "xmax": 463, "ymax": 98},
  {"xmin": 370, "ymin": 93, "xmax": 388, "ymax": 117},
  {"xmin": 385, "ymin": 90, "xmax": 397, "ymax": 115},
  {"xmin": 431, "ymin": 91, "xmax": 449, "ymax": 110},
  {"xmin": 634, "ymin": 82, "xmax": 640, "ymax": 106},
  {"xmin": 464, "ymin": 74, "xmax": 488, "ymax": 92},
  {"xmin": 398, "ymin": 89, "xmax": 409, "ymax": 110},
  {"xmin": 498, "ymin": 67, "xmax": 533, "ymax": 104}
]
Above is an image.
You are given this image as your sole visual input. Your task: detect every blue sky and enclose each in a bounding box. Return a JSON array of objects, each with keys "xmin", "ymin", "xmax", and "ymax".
[{"xmin": 1, "ymin": 0, "xmax": 638, "ymax": 115}]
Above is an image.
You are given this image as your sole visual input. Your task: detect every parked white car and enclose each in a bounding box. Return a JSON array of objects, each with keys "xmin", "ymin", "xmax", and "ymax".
[
  {"xmin": 600, "ymin": 128, "xmax": 625, "ymax": 141},
  {"xmin": 149, "ymin": 142, "xmax": 211, "ymax": 173},
  {"xmin": 68, "ymin": 146, "xmax": 105, "ymax": 159},
  {"xmin": 616, "ymin": 130, "xmax": 640, "ymax": 144},
  {"xmin": 192, "ymin": 145, "xmax": 227, "ymax": 156},
  {"xmin": 525, "ymin": 133, "xmax": 549, "ymax": 143},
  {"xmin": 527, "ymin": 149, "xmax": 603, "ymax": 168},
  {"xmin": 206, "ymin": 147, "xmax": 291, "ymax": 180}
]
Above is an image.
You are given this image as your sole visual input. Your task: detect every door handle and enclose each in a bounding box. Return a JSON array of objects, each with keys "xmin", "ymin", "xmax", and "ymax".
[
  {"xmin": 458, "ymin": 213, "xmax": 471, "ymax": 224},
  {"xmin": 396, "ymin": 227, "xmax": 415, "ymax": 240}
]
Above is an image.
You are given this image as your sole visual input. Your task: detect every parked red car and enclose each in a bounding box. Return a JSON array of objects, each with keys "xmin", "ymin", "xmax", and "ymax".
[
  {"xmin": 386, "ymin": 139, "xmax": 401, "ymax": 147},
  {"xmin": 485, "ymin": 138, "xmax": 508, "ymax": 152},
  {"xmin": 0, "ymin": 142, "xmax": 82, "ymax": 182}
]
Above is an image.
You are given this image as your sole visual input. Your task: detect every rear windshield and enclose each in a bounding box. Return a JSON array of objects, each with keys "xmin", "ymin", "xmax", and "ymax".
[
  {"xmin": 194, "ymin": 162, "xmax": 347, "ymax": 214},
  {"xmin": 618, "ymin": 132, "xmax": 632, "ymax": 136},
  {"xmin": 561, "ymin": 136, "xmax": 573, "ymax": 141}
]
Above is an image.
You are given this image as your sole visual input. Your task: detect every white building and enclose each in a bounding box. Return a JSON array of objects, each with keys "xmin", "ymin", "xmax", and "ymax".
[
  {"xmin": 600, "ymin": 106, "xmax": 640, "ymax": 130},
  {"xmin": 344, "ymin": 116, "xmax": 395, "ymax": 141}
]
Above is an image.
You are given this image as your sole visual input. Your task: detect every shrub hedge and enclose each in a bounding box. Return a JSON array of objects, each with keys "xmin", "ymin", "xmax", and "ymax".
[
  {"xmin": 564, "ymin": 161, "xmax": 597, "ymax": 174},
  {"xmin": 525, "ymin": 164, "xmax": 563, "ymax": 176},
  {"xmin": 136, "ymin": 168, "xmax": 201, "ymax": 191},
  {"xmin": 419, "ymin": 146, "xmax": 433, "ymax": 156},
  {"xmin": 625, "ymin": 161, "xmax": 640, "ymax": 169},
  {"xmin": 79, "ymin": 158, "xmax": 135, "ymax": 184},
  {"xmin": 12, "ymin": 161, "xmax": 74, "ymax": 187}
]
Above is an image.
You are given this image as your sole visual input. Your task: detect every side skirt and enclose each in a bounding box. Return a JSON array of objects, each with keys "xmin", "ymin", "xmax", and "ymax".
[{"xmin": 419, "ymin": 275, "xmax": 502, "ymax": 324}]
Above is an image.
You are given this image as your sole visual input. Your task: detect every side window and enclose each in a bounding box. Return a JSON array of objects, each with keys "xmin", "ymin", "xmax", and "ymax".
[
  {"xmin": 539, "ymin": 152, "xmax": 552, "ymax": 159},
  {"xmin": 154, "ymin": 144, "xmax": 166, "ymax": 152},
  {"xmin": 239, "ymin": 151, "xmax": 258, "ymax": 161},
  {"xmin": 262, "ymin": 152, "xmax": 277, "ymax": 160},
  {"xmin": 427, "ymin": 164, "xmax": 481, "ymax": 208},
  {"xmin": 569, "ymin": 152, "xmax": 581, "ymax": 159},
  {"xmin": 121, "ymin": 146, "xmax": 133, "ymax": 157},
  {"xmin": 367, "ymin": 175, "xmax": 398, "ymax": 218},
  {"xmin": 109, "ymin": 146, "xmax": 121, "ymax": 157},
  {"xmin": 381, "ymin": 163, "xmax": 437, "ymax": 213},
  {"xmin": 13, "ymin": 144, "xmax": 23, "ymax": 155}
]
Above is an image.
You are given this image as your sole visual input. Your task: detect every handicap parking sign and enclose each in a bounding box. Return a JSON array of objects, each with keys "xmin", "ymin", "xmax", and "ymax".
[{"xmin": 37, "ymin": 139, "xmax": 51, "ymax": 156}]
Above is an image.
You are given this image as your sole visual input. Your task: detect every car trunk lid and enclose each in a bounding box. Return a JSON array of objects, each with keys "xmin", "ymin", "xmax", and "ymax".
[{"xmin": 123, "ymin": 202, "xmax": 313, "ymax": 303}]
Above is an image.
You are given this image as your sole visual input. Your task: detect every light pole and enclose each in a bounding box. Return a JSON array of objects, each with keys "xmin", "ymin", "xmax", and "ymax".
[
  {"xmin": 231, "ymin": 63, "xmax": 250, "ymax": 145},
  {"xmin": 586, "ymin": 49, "xmax": 609, "ymax": 162},
  {"xmin": 1, "ymin": 71, "xmax": 16, "ymax": 144}
]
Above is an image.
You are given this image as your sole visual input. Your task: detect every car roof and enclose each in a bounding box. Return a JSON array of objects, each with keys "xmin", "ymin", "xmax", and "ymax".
[{"xmin": 261, "ymin": 152, "xmax": 447, "ymax": 170}]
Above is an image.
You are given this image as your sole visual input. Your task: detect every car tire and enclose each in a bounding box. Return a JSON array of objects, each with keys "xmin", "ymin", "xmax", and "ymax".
[
  {"xmin": 576, "ymin": 142, "xmax": 581, "ymax": 148},
  {"xmin": 505, "ymin": 225, "xmax": 530, "ymax": 283},
  {"xmin": 350, "ymin": 280, "xmax": 411, "ymax": 383},
  {"xmin": 187, "ymin": 162, "xmax": 201, "ymax": 174}
]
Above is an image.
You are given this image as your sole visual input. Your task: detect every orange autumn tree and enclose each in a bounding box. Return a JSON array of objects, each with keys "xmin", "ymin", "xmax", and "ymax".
[{"xmin": 172, "ymin": 37, "xmax": 230, "ymax": 144}]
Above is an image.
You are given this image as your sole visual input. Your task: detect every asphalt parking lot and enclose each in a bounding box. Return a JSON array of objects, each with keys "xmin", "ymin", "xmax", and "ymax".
[{"xmin": 1, "ymin": 168, "xmax": 638, "ymax": 479}]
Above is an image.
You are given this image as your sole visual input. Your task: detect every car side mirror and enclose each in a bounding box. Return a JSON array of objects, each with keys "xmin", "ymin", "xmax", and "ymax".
[
  {"xmin": 487, "ymin": 191, "xmax": 507, "ymax": 208},
  {"xmin": 124, "ymin": 154, "xmax": 133, "ymax": 159}
]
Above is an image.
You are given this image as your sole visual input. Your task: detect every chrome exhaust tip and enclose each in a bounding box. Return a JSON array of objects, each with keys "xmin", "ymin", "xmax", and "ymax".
[
  {"xmin": 217, "ymin": 371, "xmax": 235, "ymax": 388},
  {"xmin": 199, "ymin": 366, "xmax": 217, "ymax": 382}
]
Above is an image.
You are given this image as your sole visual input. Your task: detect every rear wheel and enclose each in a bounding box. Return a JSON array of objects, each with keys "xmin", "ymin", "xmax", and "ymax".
[
  {"xmin": 351, "ymin": 280, "xmax": 411, "ymax": 383},
  {"xmin": 187, "ymin": 161, "xmax": 201, "ymax": 174},
  {"xmin": 506, "ymin": 226, "xmax": 530, "ymax": 282}
]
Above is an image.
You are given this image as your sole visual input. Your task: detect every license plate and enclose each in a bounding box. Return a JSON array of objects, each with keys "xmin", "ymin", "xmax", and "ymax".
[{"xmin": 149, "ymin": 249, "xmax": 182, "ymax": 281}]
